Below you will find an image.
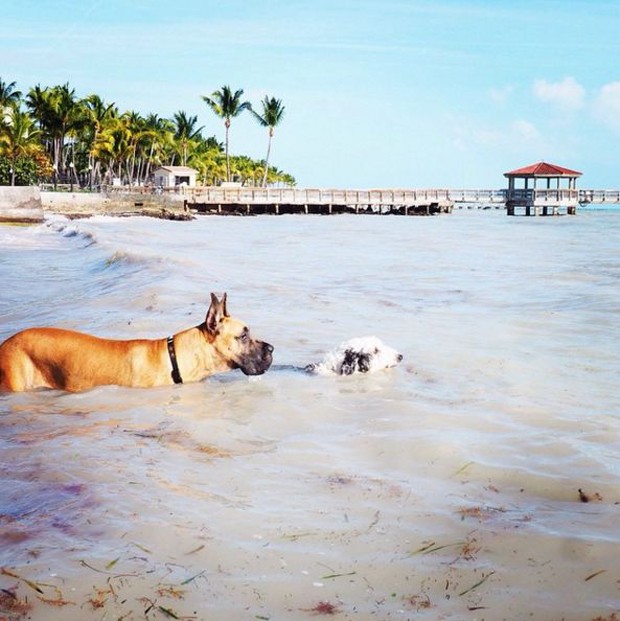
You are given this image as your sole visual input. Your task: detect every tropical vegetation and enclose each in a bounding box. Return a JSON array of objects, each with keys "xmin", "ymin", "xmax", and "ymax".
[
  {"xmin": 202, "ymin": 86, "xmax": 251, "ymax": 184},
  {"xmin": 251, "ymin": 96, "xmax": 286, "ymax": 187},
  {"xmin": 0, "ymin": 78, "xmax": 294, "ymax": 188}
]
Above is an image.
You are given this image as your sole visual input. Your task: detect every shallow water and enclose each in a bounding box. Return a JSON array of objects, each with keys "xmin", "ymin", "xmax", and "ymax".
[{"xmin": 1, "ymin": 210, "xmax": 619, "ymax": 620}]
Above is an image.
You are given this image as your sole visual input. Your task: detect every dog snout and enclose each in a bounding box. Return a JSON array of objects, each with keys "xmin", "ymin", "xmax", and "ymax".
[
  {"xmin": 397, "ymin": 353, "xmax": 403, "ymax": 362},
  {"xmin": 264, "ymin": 342, "xmax": 274, "ymax": 355}
]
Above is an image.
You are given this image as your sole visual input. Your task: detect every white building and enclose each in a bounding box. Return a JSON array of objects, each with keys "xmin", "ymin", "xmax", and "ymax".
[{"xmin": 153, "ymin": 166, "xmax": 197, "ymax": 188}]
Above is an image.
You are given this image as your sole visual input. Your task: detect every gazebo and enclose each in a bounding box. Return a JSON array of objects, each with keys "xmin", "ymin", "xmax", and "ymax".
[{"xmin": 504, "ymin": 161, "xmax": 582, "ymax": 216}]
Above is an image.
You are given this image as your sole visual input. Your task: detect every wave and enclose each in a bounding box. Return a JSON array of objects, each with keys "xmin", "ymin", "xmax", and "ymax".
[
  {"xmin": 44, "ymin": 215, "xmax": 96, "ymax": 245},
  {"xmin": 0, "ymin": 217, "xmax": 92, "ymax": 251},
  {"xmin": 42, "ymin": 216, "xmax": 169, "ymax": 279},
  {"xmin": 95, "ymin": 250, "xmax": 167, "ymax": 275}
]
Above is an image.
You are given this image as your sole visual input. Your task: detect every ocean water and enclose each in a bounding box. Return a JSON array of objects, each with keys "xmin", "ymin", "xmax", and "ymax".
[{"xmin": 0, "ymin": 210, "xmax": 619, "ymax": 620}]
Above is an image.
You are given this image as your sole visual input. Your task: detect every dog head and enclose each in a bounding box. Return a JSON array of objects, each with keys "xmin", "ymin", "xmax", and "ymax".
[
  {"xmin": 307, "ymin": 336, "xmax": 403, "ymax": 376},
  {"xmin": 340, "ymin": 348, "xmax": 373, "ymax": 375},
  {"xmin": 205, "ymin": 293, "xmax": 273, "ymax": 375}
]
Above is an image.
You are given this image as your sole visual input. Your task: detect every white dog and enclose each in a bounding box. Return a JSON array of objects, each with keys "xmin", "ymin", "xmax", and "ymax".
[{"xmin": 305, "ymin": 336, "xmax": 403, "ymax": 376}]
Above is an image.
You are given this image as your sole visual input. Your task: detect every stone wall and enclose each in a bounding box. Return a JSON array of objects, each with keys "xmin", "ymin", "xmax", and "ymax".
[
  {"xmin": 41, "ymin": 190, "xmax": 186, "ymax": 216},
  {"xmin": 0, "ymin": 186, "xmax": 44, "ymax": 223},
  {"xmin": 41, "ymin": 191, "xmax": 113, "ymax": 213}
]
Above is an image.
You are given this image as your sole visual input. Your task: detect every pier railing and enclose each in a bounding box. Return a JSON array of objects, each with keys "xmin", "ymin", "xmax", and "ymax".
[
  {"xmin": 506, "ymin": 188, "xmax": 580, "ymax": 205},
  {"xmin": 182, "ymin": 187, "xmax": 454, "ymax": 215},
  {"xmin": 579, "ymin": 189, "xmax": 620, "ymax": 204},
  {"xmin": 448, "ymin": 189, "xmax": 506, "ymax": 203},
  {"xmin": 187, "ymin": 187, "xmax": 453, "ymax": 207}
]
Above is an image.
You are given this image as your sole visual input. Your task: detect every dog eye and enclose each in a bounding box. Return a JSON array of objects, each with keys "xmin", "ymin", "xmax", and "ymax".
[{"xmin": 237, "ymin": 331, "xmax": 249, "ymax": 343}]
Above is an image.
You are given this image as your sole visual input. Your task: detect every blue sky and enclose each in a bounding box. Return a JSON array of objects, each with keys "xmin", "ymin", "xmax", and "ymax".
[{"xmin": 2, "ymin": 0, "xmax": 619, "ymax": 188}]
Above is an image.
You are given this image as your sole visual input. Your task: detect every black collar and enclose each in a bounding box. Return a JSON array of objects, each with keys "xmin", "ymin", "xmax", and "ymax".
[{"xmin": 166, "ymin": 336, "xmax": 183, "ymax": 384}]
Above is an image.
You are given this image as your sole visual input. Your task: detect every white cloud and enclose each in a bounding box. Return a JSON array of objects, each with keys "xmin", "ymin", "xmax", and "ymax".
[
  {"xmin": 592, "ymin": 81, "xmax": 620, "ymax": 133},
  {"xmin": 511, "ymin": 119, "xmax": 542, "ymax": 142},
  {"xmin": 450, "ymin": 117, "xmax": 547, "ymax": 155},
  {"xmin": 533, "ymin": 77, "xmax": 585, "ymax": 110},
  {"xmin": 489, "ymin": 85, "xmax": 514, "ymax": 104}
]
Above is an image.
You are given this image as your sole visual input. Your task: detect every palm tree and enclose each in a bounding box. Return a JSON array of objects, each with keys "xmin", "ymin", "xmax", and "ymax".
[
  {"xmin": 90, "ymin": 117, "xmax": 120, "ymax": 185},
  {"xmin": 143, "ymin": 113, "xmax": 175, "ymax": 183},
  {"xmin": 82, "ymin": 94, "xmax": 117, "ymax": 188},
  {"xmin": 0, "ymin": 107, "xmax": 41, "ymax": 185},
  {"xmin": 171, "ymin": 111, "xmax": 203, "ymax": 166},
  {"xmin": 201, "ymin": 86, "xmax": 251, "ymax": 182},
  {"xmin": 26, "ymin": 84, "xmax": 81, "ymax": 184},
  {"xmin": 119, "ymin": 111, "xmax": 147, "ymax": 185},
  {"xmin": 194, "ymin": 149, "xmax": 227, "ymax": 186},
  {"xmin": 251, "ymin": 96, "xmax": 285, "ymax": 187},
  {"xmin": 0, "ymin": 78, "xmax": 22, "ymax": 111}
]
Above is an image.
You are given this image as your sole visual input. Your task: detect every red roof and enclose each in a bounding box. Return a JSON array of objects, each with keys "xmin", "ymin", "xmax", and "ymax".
[{"xmin": 504, "ymin": 161, "xmax": 582, "ymax": 178}]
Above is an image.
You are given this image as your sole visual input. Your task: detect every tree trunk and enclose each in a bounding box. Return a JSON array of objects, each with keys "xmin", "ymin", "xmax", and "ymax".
[
  {"xmin": 72, "ymin": 163, "xmax": 80, "ymax": 190},
  {"xmin": 144, "ymin": 143, "xmax": 155, "ymax": 184},
  {"xmin": 225, "ymin": 119, "xmax": 231, "ymax": 182},
  {"xmin": 93, "ymin": 161, "xmax": 102, "ymax": 188},
  {"xmin": 262, "ymin": 128, "xmax": 274, "ymax": 187},
  {"xmin": 53, "ymin": 136, "xmax": 61, "ymax": 183}
]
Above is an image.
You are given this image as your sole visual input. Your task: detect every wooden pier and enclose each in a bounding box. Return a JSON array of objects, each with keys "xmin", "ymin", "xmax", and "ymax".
[{"xmin": 183, "ymin": 187, "xmax": 453, "ymax": 216}]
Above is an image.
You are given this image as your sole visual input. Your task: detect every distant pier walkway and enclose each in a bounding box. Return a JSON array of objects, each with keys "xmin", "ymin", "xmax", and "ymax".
[{"xmin": 184, "ymin": 187, "xmax": 453, "ymax": 215}]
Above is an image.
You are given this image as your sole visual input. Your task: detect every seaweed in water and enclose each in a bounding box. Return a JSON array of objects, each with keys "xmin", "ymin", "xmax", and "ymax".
[{"xmin": 301, "ymin": 601, "xmax": 341, "ymax": 615}]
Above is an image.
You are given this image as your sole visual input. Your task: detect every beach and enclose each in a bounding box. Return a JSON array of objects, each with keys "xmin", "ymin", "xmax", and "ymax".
[{"xmin": 1, "ymin": 210, "xmax": 619, "ymax": 620}]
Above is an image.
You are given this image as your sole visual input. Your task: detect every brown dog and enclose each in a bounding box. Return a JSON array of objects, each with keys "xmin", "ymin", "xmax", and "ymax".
[{"xmin": 0, "ymin": 293, "xmax": 273, "ymax": 392}]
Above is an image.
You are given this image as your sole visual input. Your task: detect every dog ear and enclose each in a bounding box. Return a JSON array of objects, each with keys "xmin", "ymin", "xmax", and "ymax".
[
  {"xmin": 340, "ymin": 349, "xmax": 357, "ymax": 375},
  {"xmin": 357, "ymin": 353, "xmax": 371, "ymax": 373},
  {"xmin": 206, "ymin": 292, "xmax": 227, "ymax": 334},
  {"xmin": 221, "ymin": 292, "xmax": 229, "ymax": 317}
]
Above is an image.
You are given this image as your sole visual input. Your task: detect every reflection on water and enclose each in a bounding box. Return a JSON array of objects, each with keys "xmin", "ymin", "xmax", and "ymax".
[{"xmin": 1, "ymin": 211, "xmax": 620, "ymax": 620}]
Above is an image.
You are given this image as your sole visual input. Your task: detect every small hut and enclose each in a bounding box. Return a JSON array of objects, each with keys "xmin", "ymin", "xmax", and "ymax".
[
  {"xmin": 504, "ymin": 161, "xmax": 582, "ymax": 216},
  {"xmin": 153, "ymin": 166, "xmax": 197, "ymax": 188}
]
